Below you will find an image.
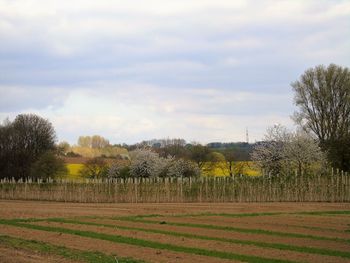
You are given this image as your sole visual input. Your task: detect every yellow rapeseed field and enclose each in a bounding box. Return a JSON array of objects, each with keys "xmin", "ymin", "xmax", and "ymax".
[
  {"xmin": 65, "ymin": 161, "xmax": 260, "ymax": 180},
  {"xmin": 66, "ymin": 164, "xmax": 85, "ymax": 180}
]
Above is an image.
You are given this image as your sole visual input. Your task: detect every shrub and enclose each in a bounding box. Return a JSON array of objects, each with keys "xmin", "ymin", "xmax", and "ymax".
[
  {"xmin": 30, "ymin": 152, "xmax": 68, "ymax": 179},
  {"xmin": 79, "ymin": 157, "xmax": 108, "ymax": 178}
]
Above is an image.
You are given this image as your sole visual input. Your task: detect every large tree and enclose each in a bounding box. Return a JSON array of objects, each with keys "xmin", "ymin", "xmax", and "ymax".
[
  {"xmin": 292, "ymin": 64, "xmax": 350, "ymax": 171},
  {"xmin": 187, "ymin": 144, "xmax": 211, "ymax": 168},
  {"xmin": 0, "ymin": 114, "xmax": 56, "ymax": 179}
]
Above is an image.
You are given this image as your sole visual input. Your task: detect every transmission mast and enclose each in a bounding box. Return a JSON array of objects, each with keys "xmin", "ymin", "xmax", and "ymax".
[{"xmin": 246, "ymin": 127, "xmax": 249, "ymax": 144}]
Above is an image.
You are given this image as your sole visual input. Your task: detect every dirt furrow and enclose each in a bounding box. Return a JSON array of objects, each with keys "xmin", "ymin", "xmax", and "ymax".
[
  {"xmin": 1, "ymin": 200, "xmax": 350, "ymax": 219},
  {"xmin": 88, "ymin": 218, "xmax": 350, "ymax": 252},
  {"xmin": 0, "ymin": 245, "xmax": 75, "ymax": 263},
  {"xmin": 141, "ymin": 215, "xmax": 350, "ymax": 238},
  {"xmin": 189, "ymin": 216, "xmax": 350, "ymax": 238},
  {"xmin": 32, "ymin": 220, "xmax": 350, "ymax": 263},
  {"xmin": 0, "ymin": 225, "xmax": 235, "ymax": 263},
  {"xmin": 199, "ymin": 214, "xmax": 350, "ymax": 232}
]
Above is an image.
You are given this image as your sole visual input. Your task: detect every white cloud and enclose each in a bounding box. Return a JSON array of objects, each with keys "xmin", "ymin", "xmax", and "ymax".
[
  {"xmin": 0, "ymin": 0, "xmax": 349, "ymax": 143},
  {"xmin": 0, "ymin": 82, "xmax": 293, "ymax": 144}
]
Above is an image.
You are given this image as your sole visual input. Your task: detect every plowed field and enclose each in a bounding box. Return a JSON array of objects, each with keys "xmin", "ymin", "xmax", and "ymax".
[{"xmin": 0, "ymin": 201, "xmax": 349, "ymax": 263}]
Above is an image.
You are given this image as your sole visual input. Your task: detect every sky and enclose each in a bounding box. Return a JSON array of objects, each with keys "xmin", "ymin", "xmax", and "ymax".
[{"xmin": 0, "ymin": 0, "xmax": 349, "ymax": 145}]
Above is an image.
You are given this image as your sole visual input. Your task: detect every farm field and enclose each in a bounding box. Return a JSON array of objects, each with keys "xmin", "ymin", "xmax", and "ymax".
[
  {"xmin": 65, "ymin": 159, "xmax": 260, "ymax": 180},
  {"xmin": 0, "ymin": 201, "xmax": 350, "ymax": 263}
]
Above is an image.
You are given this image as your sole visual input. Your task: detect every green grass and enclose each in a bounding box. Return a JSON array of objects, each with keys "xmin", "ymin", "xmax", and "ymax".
[
  {"xmin": 114, "ymin": 216, "xmax": 350, "ymax": 243},
  {"xmin": 0, "ymin": 219, "xmax": 296, "ymax": 263},
  {"xmin": 0, "ymin": 234, "xmax": 142, "ymax": 263},
  {"xmin": 172, "ymin": 210, "xmax": 350, "ymax": 218},
  {"xmin": 44, "ymin": 217, "xmax": 350, "ymax": 259},
  {"xmin": 172, "ymin": 211, "xmax": 348, "ymax": 233},
  {"xmin": 117, "ymin": 210, "xmax": 350, "ymax": 220},
  {"xmin": 180, "ymin": 211, "xmax": 285, "ymax": 218},
  {"xmin": 295, "ymin": 210, "xmax": 350, "ymax": 216}
]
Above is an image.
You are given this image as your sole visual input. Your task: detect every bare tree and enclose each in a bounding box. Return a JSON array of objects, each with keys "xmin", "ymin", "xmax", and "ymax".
[
  {"xmin": 77, "ymin": 135, "xmax": 110, "ymax": 149},
  {"xmin": 292, "ymin": 64, "xmax": 350, "ymax": 170},
  {"xmin": 77, "ymin": 136, "xmax": 92, "ymax": 147},
  {"xmin": 91, "ymin": 135, "xmax": 109, "ymax": 149}
]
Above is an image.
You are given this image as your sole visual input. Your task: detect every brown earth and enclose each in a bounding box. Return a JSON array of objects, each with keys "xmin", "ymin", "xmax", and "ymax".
[
  {"xmin": 0, "ymin": 225, "xmax": 235, "ymax": 263},
  {"xmin": 0, "ymin": 244, "xmax": 75, "ymax": 263},
  {"xmin": 198, "ymin": 214, "xmax": 350, "ymax": 232},
  {"xmin": 1, "ymin": 200, "xmax": 349, "ymax": 219},
  {"xmin": 33, "ymin": 220, "xmax": 350, "ymax": 263},
  {"xmin": 83, "ymin": 218, "xmax": 350, "ymax": 252},
  {"xmin": 0, "ymin": 200, "xmax": 350, "ymax": 263},
  {"xmin": 143, "ymin": 215, "xmax": 350, "ymax": 240}
]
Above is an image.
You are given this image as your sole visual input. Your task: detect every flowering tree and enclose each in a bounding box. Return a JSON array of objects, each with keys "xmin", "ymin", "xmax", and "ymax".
[
  {"xmin": 251, "ymin": 125, "xmax": 288, "ymax": 175},
  {"xmin": 167, "ymin": 159, "xmax": 201, "ymax": 177},
  {"xmin": 251, "ymin": 125, "xmax": 325, "ymax": 176},
  {"xmin": 284, "ymin": 130, "xmax": 326, "ymax": 175},
  {"xmin": 129, "ymin": 149, "xmax": 173, "ymax": 177}
]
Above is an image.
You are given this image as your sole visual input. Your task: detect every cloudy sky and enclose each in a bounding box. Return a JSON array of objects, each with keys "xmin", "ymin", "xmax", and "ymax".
[{"xmin": 0, "ymin": 0, "xmax": 349, "ymax": 144}]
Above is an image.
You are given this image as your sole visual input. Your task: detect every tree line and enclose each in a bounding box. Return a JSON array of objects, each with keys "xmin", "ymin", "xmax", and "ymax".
[{"xmin": 0, "ymin": 63, "xmax": 349, "ymax": 180}]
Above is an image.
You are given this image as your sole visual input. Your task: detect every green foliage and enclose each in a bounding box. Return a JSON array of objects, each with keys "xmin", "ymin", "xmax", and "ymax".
[
  {"xmin": 187, "ymin": 144, "xmax": 211, "ymax": 168},
  {"xmin": 79, "ymin": 157, "xmax": 108, "ymax": 178},
  {"xmin": 292, "ymin": 64, "xmax": 350, "ymax": 171},
  {"xmin": 0, "ymin": 114, "xmax": 56, "ymax": 179},
  {"xmin": 30, "ymin": 152, "xmax": 68, "ymax": 179}
]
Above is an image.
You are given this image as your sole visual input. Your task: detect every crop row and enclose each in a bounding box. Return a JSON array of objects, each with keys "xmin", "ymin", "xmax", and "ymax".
[{"xmin": 1, "ymin": 210, "xmax": 350, "ymax": 262}]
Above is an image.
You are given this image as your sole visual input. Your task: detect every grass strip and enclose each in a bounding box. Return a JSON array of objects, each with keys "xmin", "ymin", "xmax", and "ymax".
[
  {"xmin": 114, "ymin": 216, "xmax": 350, "ymax": 243},
  {"xmin": 178, "ymin": 212, "xmax": 285, "ymax": 218},
  {"xmin": 46, "ymin": 217, "xmax": 350, "ymax": 259},
  {"xmin": 0, "ymin": 234, "xmax": 142, "ymax": 263},
  {"xmin": 0, "ymin": 219, "xmax": 296, "ymax": 263},
  {"xmin": 295, "ymin": 211, "xmax": 350, "ymax": 216},
  {"xmin": 173, "ymin": 210, "xmax": 350, "ymax": 218},
  {"xmin": 174, "ymin": 213, "xmax": 346, "ymax": 233},
  {"xmin": 96, "ymin": 210, "xmax": 350, "ymax": 221}
]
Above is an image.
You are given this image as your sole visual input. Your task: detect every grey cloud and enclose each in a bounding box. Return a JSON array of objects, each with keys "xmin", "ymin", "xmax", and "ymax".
[{"xmin": 0, "ymin": 0, "xmax": 349, "ymax": 143}]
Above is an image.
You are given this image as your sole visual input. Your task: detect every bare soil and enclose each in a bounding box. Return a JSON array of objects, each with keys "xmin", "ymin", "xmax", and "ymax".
[
  {"xmin": 0, "ymin": 225, "xmax": 234, "ymax": 263},
  {"xmin": 85, "ymin": 218, "xmax": 350, "ymax": 252},
  {"xmin": 0, "ymin": 244, "xmax": 75, "ymax": 263},
  {"xmin": 0, "ymin": 200, "xmax": 350, "ymax": 263},
  {"xmin": 34, "ymin": 220, "xmax": 349, "ymax": 263},
  {"xmin": 1, "ymin": 200, "xmax": 349, "ymax": 219},
  {"xmin": 144, "ymin": 215, "xmax": 350, "ymax": 240},
  {"xmin": 198, "ymin": 214, "xmax": 350, "ymax": 231}
]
